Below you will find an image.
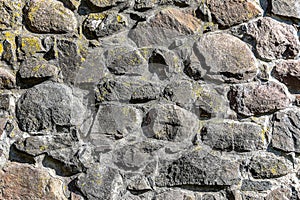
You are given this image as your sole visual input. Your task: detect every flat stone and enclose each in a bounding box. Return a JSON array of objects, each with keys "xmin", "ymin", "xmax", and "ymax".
[
  {"xmin": 142, "ymin": 104, "xmax": 198, "ymax": 141},
  {"xmin": 16, "ymin": 82, "xmax": 86, "ymax": 133},
  {"xmin": 156, "ymin": 150, "xmax": 241, "ymax": 186},
  {"xmin": 0, "ymin": 68, "xmax": 15, "ymax": 89},
  {"xmin": 201, "ymin": 121, "xmax": 265, "ymax": 152},
  {"xmin": 0, "ymin": 162, "xmax": 67, "ymax": 200},
  {"xmin": 206, "ymin": 0, "xmax": 262, "ymax": 28},
  {"xmin": 194, "ymin": 33, "xmax": 258, "ymax": 83},
  {"xmin": 228, "ymin": 81, "xmax": 291, "ymax": 117},
  {"xmin": 129, "ymin": 8, "xmax": 201, "ymax": 47},
  {"xmin": 272, "ymin": 0, "xmax": 300, "ymax": 19},
  {"xmin": 272, "ymin": 109, "xmax": 300, "ymax": 153},
  {"xmin": 25, "ymin": 0, "xmax": 77, "ymax": 33},
  {"xmin": 131, "ymin": 83, "xmax": 161, "ymax": 103},
  {"xmin": 272, "ymin": 60, "xmax": 300, "ymax": 93},
  {"xmin": 249, "ymin": 153, "xmax": 290, "ymax": 179},
  {"xmin": 245, "ymin": 17, "xmax": 300, "ymax": 60},
  {"xmin": 83, "ymin": 12, "xmax": 127, "ymax": 39}
]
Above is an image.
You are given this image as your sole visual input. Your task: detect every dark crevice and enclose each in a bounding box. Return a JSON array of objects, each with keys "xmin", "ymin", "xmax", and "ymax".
[{"xmin": 8, "ymin": 144, "xmax": 36, "ymax": 164}]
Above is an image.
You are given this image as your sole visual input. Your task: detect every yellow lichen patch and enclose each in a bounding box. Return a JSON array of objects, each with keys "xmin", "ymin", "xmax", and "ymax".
[
  {"xmin": 88, "ymin": 13, "xmax": 107, "ymax": 20},
  {"xmin": 0, "ymin": 43, "xmax": 3, "ymax": 55},
  {"xmin": 192, "ymin": 85, "xmax": 204, "ymax": 98},
  {"xmin": 20, "ymin": 36, "xmax": 43, "ymax": 56},
  {"xmin": 39, "ymin": 145, "xmax": 48, "ymax": 151}
]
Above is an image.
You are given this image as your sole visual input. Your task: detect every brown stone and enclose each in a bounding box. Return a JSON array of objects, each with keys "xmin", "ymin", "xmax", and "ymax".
[
  {"xmin": 206, "ymin": 0, "xmax": 262, "ymax": 28},
  {"xmin": 0, "ymin": 162, "xmax": 67, "ymax": 200},
  {"xmin": 272, "ymin": 60, "xmax": 300, "ymax": 92}
]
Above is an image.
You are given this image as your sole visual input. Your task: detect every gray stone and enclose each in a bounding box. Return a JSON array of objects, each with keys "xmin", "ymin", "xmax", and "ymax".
[
  {"xmin": 142, "ymin": 104, "xmax": 198, "ymax": 141},
  {"xmin": 16, "ymin": 82, "xmax": 86, "ymax": 133},
  {"xmin": 19, "ymin": 58, "xmax": 58, "ymax": 80},
  {"xmin": 131, "ymin": 83, "xmax": 161, "ymax": 103},
  {"xmin": 76, "ymin": 164, "xmax": 122, "ymax": 200},
  {"xmin": 104, "ymin": 47, "xmax": 147, "ymax": 76},
  {"xmin": 241, "ymin": 180, "xmax": 272, "ymax": 191},
  {"xmin": 194, "ymin": 33, "xmax": 258, "ymax": 83},
  {"xmin": 90, "ymin": 104, "xmax": 142, "ymax": 140},
  {"xmin": 156, "ymin": 150, "xmax": 241, "ymax": 186},
  {"xmin": 272, "ymin": 60, "xmax": 300, "ymax": 93},
  {"xmin": 272, "ymin": 0, "xmax": 300, "ymax": 19},
  {"xmin": 249, "ymin": 153, "xmax": 290, "ymax": 179},
  {"xmin": 24, "ymin": 0, "xmax": 77, "ymax": 33},
  {"xmin": 86, "ymin": 0, "xmax": 123, "ymax": 8},
  {"xmin": 245, "ymin": 17, "xmax": 300, "ymax": 60},
  {"xmin": 272, "ymin": 109, "xmax": 300, "ymax": 153},
  {"xmin": 0, "ymin": 68, "xmax": 15, "ymax": 89},
  {"xmin": 129, "ymin": 8, "xmax": 201, "ymax": 47},
  {"xmin": 228, "ymin": 81, "xmax": 291, "ymax": 117},
  {"xmin": 201, "ymin": 121, "xmax": 265, "ymax": 152},
  {"xmin": 83, "ymin": 12, "xmax": 127, "ymax": 39},
  {"xmin": 205, "ymin": 0, "xmax": 262, "ymax": 28},
  {"xmin": 154, "ymin": 190, "xmax": 195, "ymax": 200}
]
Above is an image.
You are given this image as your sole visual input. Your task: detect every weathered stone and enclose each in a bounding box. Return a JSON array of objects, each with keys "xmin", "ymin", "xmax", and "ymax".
[
  {"xmin": 91, "ymin": 104, "xmax": 142, "ymax": 140},
  {"xmin": 131, "ymin": 83, "xmax": 161, "ymax": 103},
  {"xmin": 0, "ymin": 94, "xmax": 9, "ymax": 111},
  {"xmin": 245, "ymin": 17, "xmax": 300, "ymax": 60},
  {"xmin": 228, "ymin": 81, "xmax": 291, "ymax": 117},
  {"xmin": 0, "ymin": 0, "xmax": 22, "ymax": 30},
  {"xmin": 201, "ymin": 121, "xmax": 265, "ymax": 152},
  {"xmin": 155, "ymin": 190, "xmax": 195, "ymax": 200},
  {"xmin": 134, "ymin": 0, "xmax": 158, "ymax": 10},
  {"xmin": 0, "ymin": 68, "xmax": 15, "ymax": 89},
  {"xmin": 156, "ymin": 150, "xmax": 241, "ymax": 186},
  {"xmin": 0, "ymin": 162, "xmax": 67, "ymax": 200},
  {"xmin": 126, "ymin": 174, "xmax": 152, "ymax": 191},
  {"xmin": 241, "ymin": 180, "xmax": 272, "ymax": 191},
  {"xmin": 129, "ymin": 8, "xmax": 201, "ymax": 47},
  {"xmin": 272, "ymin": 109, "xmax": 300, "ymax": 153},
  {"xmin": 142, "ymin": 104, "xmax": 198, "ymax": 141},
  {"xmin": 205, "ymin": 0, "xmax": 262, "ymax": 28},
  {"xmin": 272, "ymin": 0, "xmax": 300, "ymax": 19},
  {"xmin": 76, "ymin": 164, "xmax": 122, "ymax": 200},
  {"xmin": 194, "ymin": 33, "xmax": 258, "ymax": 83},
  {"xmin": 17, "ymin": 35, "xmax": 44, "ymax": 59},
  {"xmin": 83, "ymin": 12, "xmax": 127, "ymax": 39},
  {"xmin": 1, "ymin": 35, "xmax": 17, "ymax": 64},
  {"xmin": 16, "ymin": 82, "xmax": 86, "ymax": 132},
  {"xmin": 272, "ymin": 60, "xmax": 300, "ymax": 93},
  {"xmin": 265, "ymin": 188, "xmax": 292, "ymax": 200},
  {"xmin": 25, "ymin": 0, "xmax": 77, "ymax": 33},
  {"xmin": 19, "ymin": 58, "xmax": 58, "ymax": 81},
  {"xmin": 249, "ymin": 153, "xmax": 290, "ymax": 179},
  {"xmin": 104, "ymin": 47, "xmax": 147, "ymax": 76}
]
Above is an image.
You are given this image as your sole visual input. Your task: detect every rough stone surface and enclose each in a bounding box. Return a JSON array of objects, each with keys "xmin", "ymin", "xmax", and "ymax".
[
  {"xmin": 201, "ymin": 121, "xmax": 265, "ymax": 152},
  {"xmin": 0, "ymin": 162, "xmax": 67, "ymax": 200},
  {"xmin": 194, "ymin": 33, "xmax": 258, "ymax": 83},
  {"xmin": 25, "ymin": 0, "xmax": 77, "ymax": 34},
  {"xmin": 272, "ymin": 60, "xmax": 300, "ymax": 93},
  {"xmin": 228, "ymin": 81, "xmax": 291, "ymax": 117},
  {"xmin": 245, "ymin": 17, "xmax": 300, "ymax": 60},
  {"xmin": 0, "ymin": 0, "xmax": 22, "ymax": 30},
  {"xmin": 272, "ymin": 109, "xmax": 300, "ymax": 153},
  {"xmin": 206, "ymin": 0, "xmax": 262, "ymax": 28},
  {"xmin": 272, "ymin": 0, "xmax": 300, "ymax": 19},
  {"xmin": 0, "ymin": 68, "xmax": 15, "ymax": 89}
]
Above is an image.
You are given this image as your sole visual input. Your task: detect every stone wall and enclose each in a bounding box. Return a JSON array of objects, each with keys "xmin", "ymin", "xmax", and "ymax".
[{"xmin": 0, "ymin": 0, "xmax": 300, "ymax": 199}]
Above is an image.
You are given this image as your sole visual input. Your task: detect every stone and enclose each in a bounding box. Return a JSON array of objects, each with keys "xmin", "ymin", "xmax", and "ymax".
[
  {"xmin": 131, "ymin": 83, "xmax": 161, "ymax": 103},
  {"xmin": 245, "ymin": 17, "xmax": 300, "ymax": 60},
  {"xmin": 16, "ymin": 82, "xmax": 86, "ymax": 133},
  {"xmin": 272, "ymin": 0, "xmax": 300, "ymax": 19},
  {"xmin": 0, "ymin": 68, "xmax": 15, "ymax": 89},
  {"xmin": 76, "ymin": 164, "xmax": 122, "ymax": 200},
  {"xmin": 129, "ymin": 8, "xmax": 201, "ymax": 47},
  {"xmin": 194, "ymin": 33, "xmax": 258, "ymax": 83},
  {"xmin": 142, "ymin": 104, "xmax": 199, "ymax": 141},
  {"xmin": 90, "ymin": 104, "xmax": 142, "ymax": 140},
  {"xmin": 249, "ymin": 153, "xmax": 290, "ymax": 179},
  {"xmin": 228, "ymin": 81, "xmax": 291, "ymax": 117},
  {"xmin": 265, "ymin": 188, "xmax": 292, "ymax": 200},
  {"xmin": 17, "ymin": 35, "xmax": 44, "ymax": 59},
  {"xmin": 19, "ymin": 58, "xmax": 58, "ymax": 81},
  {"xmin": 83, "ymin": 12, "xmax": 127, "ymax": 39},
  {"xmin": 156, "ymin": 150, "xmax": 241, "ymax": 186},
  {"xmin": 24, "ymin": 0, "xmax": 77, "ymax": 33},
  {"xmin": 272, "ymin": 109, "xmax": 300, "ymax": 153},
  {"xmin": 154, "ymin": 190, "xmax": 195, "ymax": 200},
  {"xmin": 104, "ymin": 47, "xmax": 147, "ymax": 76},
  {"xmin": 0, "ymin": 0, "xmax": 22, "ymax": 30},
  {"xmin": 206, "ymin": 0, "xmax": 262, "ymax": 28},
  {"xmin": 241, "ymin": 180, "xmax": 272, "ymax": 191},
  {"xmin": 0, "ymin": 162, "xmax": 67, "ymax": 199},
  {"xmin": 201, "ymin": 121, "xmax": 265, "ymax": 152},
  {"xmin": 272, "ymin": 60, "xmax": 300, "ymax": 93},
  {"xmin": 86, "ymin": 0, "xmax": 122, "ymax": 8}
]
